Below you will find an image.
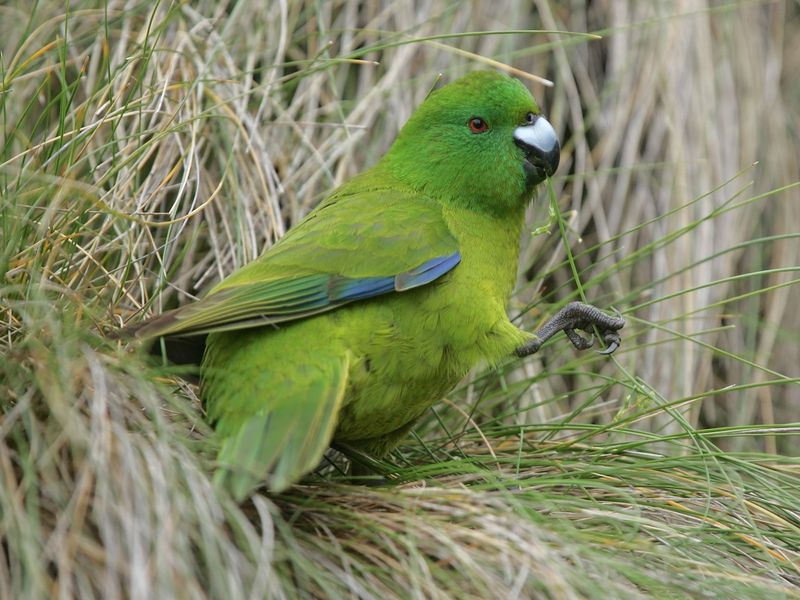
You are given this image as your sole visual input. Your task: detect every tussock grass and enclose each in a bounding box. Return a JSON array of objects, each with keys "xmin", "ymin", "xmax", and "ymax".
[{"xmin": 1, "ymin": 1, "xmax": 799, "ymax": 597}]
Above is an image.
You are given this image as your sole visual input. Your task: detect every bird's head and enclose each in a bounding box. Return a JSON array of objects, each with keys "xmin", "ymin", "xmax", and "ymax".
[{"xmin": 381, "ymin": 70, "xmax": 560, "ymax": 215}]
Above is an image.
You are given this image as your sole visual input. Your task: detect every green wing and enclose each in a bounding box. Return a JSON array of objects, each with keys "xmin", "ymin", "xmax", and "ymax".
[{"xmin": 130, "ymin": 186, "xmax": 460, "ymax": 339}]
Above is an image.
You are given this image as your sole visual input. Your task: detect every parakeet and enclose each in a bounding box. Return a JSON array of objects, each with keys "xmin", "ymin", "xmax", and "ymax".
[{"xmin": 129, "ymin": 71, "xmax": 624, "ymax": 500}]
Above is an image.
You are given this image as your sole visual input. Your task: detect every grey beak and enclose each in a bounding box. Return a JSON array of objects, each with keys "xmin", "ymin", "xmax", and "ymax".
[{"xmin": 513, "ymin": 116, "xmax": 560, "ymax": 178}]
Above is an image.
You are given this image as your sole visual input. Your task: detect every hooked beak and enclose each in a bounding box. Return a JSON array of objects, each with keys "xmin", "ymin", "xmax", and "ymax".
[{"xmin": 513, "ymin": 116, "xmax": 560, "ymax": 184}]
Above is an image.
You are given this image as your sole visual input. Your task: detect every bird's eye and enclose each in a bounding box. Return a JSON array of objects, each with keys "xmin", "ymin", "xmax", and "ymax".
[
  {"xmin": 526, "ymin": 112, "xmax": 536, "ymax": 124},
  {"xmin": 468, "ymin": 117, "xmax": 489, "ymax": 133}
]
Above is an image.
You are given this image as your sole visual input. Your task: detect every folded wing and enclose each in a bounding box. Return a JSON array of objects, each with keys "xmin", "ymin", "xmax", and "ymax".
[{"xmin": 128, "ymin": 187, "xmax": 461, "ymax": 340}]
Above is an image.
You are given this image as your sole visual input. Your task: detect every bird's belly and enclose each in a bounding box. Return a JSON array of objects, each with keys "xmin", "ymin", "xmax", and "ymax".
[
  {"xmin": 331, "ymin": 283, "xmax": 519, "ymax": 443},
  {"xmin": 333, "ymin": 355, "xmax": 463, "ymax": 443}
]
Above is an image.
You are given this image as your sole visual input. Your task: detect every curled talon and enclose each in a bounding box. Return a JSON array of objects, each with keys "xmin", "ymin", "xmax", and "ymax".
[
  {"xmin": 597, "ymin": 339, "xmax": 619, "ymax": 355},
  {"xmin": 596, "ymin": 332, "xmax": 622, "ymax": 355}
]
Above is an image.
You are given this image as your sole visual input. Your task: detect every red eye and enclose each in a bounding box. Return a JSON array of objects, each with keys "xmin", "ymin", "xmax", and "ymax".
[{"xmin": 468, "ymin": 117, "xmax": 489, "ymax": 133}]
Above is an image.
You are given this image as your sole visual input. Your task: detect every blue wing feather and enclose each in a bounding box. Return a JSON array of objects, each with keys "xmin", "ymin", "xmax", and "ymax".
[
  {"xmin": 328, "ymin": 275, "xmax": 396, "ymax": 302},
  {"xmin": 133, "ymin": 253, "xmax": 461, "ymax": 338},
  {"xmin": 394, "ymin": 252, "xmax": 462, "ymax": 291},
  {"xmin": 328, "ymin": 251, "xmax": 460, "ymax": 303}
]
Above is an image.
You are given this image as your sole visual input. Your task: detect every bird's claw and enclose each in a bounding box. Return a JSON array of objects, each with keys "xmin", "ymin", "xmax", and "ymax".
[
  {"xmin": 566, "ymin": 326, "xmax": 621, "ymax": 355},
  {"xmin": 515, "ymin": 301, "xmax": 625, "ymax": 358},
  {"xmin": 596, "ymin": 331, "xmax": 622, "ymax": 355}
]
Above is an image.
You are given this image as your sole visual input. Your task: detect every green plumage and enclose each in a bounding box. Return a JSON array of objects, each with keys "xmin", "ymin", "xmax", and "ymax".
[{"xmin": 132, "ymin": 71, "xmax": 601, "ymax": 499}]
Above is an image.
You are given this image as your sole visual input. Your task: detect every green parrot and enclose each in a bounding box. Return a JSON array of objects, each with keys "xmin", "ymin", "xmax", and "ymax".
[{"xmin": 130, "ymin": 71, "xmax": 624, "ymax": 500}]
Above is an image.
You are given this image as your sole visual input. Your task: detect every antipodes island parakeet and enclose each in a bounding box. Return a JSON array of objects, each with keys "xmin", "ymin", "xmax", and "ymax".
[{"xmin": 129, "ymin": 71, "xmax": 625, "ymax": 500}]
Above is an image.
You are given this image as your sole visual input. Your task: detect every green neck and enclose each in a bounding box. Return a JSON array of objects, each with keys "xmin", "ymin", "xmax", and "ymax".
[{"xmin": 378, "ymin": 136, "xmax": 535, "ymax": 219}]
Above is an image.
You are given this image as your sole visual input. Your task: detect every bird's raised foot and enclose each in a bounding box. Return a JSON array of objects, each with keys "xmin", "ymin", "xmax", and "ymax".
[{"xmin": 515, "ymin": 301, "xmax": 625, "ymax": 357}]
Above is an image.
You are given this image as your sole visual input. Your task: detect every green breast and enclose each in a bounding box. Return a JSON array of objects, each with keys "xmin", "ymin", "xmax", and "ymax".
[{"xmin": 331, "ymin": 203, "xmax": 527, "ymax": 442}]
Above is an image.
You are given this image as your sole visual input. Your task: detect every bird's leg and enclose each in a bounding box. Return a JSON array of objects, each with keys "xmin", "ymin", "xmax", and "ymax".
[
  {"xmin": 331, "ymin": 441, "xmax": 393, "ymax": 486},
  {"xmin": 515, "ymin": 301, "xmax": 625, "ymax": 357}
]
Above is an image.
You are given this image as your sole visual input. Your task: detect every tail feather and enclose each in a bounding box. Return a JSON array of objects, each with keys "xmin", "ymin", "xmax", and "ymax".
[{"xmin": 212, "ymin": 352, "xmax": 350, "ymax": 500}]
